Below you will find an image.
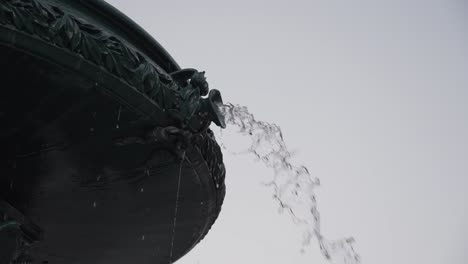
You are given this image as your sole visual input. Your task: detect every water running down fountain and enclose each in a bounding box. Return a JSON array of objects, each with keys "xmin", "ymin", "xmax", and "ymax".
[{"xmin": 218, "ymin": 103, "xmax": 361, "ymax": 264}]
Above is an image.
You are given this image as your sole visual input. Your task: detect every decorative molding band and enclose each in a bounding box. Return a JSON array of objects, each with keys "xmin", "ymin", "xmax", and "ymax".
[{"xmin": 0, "ymin": 0, "xmax": 179, "ymax": 111}]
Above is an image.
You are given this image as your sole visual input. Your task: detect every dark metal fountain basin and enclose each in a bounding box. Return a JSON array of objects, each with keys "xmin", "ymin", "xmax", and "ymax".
[{"xmin": 0, "ymin": 1, "xmax": 225, "ymax": 263}]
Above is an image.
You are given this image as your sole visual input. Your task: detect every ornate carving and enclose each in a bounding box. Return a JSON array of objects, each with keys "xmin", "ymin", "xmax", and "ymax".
[
  {"xmin": 191, "ymin": 128, "xmax": 225, "ymax": 246},
  {"xmin": 0, "ymin": 202, "xmax": 42, "ymax": 264},
  {"xmin": 0, "ymin": 0, "xmax": 226, "ymax": 227},
  {"xmin": 0, "ymin": 0, "xmax": 178, "ymax": 110},
  {"xmin": 169, "ymin": 70, "xmax": 226, "ymax": 132},
  {"xmin": 113, "ymin": 125, "xmax": 225, "ymax": 197},
  {"xmin": 0, "ymin": 1, "xmax": 226, "ymax": 260},
  {"xmin": 114, "ymin": 125, "xmax": 192, "ymax": 160},
  {"xmin": 0, "ymin": 0, "xmax": 227, "ymax": 132},
  {"xmin": 193, "ymin": 129, "xmax": 226, "ymax": 194}
]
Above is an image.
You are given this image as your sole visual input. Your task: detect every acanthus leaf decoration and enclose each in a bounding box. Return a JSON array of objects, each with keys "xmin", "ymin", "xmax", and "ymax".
[{"xmin": 0, "ymin": 0, "xmax": 178, "ymax": 112}]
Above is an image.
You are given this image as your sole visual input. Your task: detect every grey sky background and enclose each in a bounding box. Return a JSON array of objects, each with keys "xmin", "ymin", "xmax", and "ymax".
[{"xmin": 106, "ymin": 1, "xmax": 468, "ymax": 263}]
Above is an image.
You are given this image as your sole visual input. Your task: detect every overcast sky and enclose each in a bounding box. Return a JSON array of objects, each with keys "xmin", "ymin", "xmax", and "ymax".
[{"xmin": 105, "ymin": 1, "xmax": 468, "ymax": 263}]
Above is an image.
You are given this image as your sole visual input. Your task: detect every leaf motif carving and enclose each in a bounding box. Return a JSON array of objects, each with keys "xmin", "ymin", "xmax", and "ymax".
[
  {"xmin": 0, "ymin": 2, "xmax": 14, "ymax": 24},
  {"xmin": 11, "ymin": 7, "xmax": 24, "ymax": 30},
  {"xmin": 82, "ymin": 35, "xmax": 101, "ymax": 64},
  {"xmin": 50, "ymin": 13, "xmax": 65, "ymax": 32},
  {"xmin": 0, "ymin": 0, "xmax": 178, "ymax": 111}
]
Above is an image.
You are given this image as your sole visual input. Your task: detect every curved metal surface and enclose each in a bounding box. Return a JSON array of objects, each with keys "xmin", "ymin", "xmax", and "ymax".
[{"xmin": 0, "ymin": 0, "xmax": 225, "ymax": 263}]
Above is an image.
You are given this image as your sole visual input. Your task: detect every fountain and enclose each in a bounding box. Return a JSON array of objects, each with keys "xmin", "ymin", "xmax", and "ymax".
[
  {"xmin": 0, "ymin": 1, "xmax": 360, "ymax": 264},
  {"xmin": 0, "ymin": 0, "xmax": 225, "ymax": 263}
]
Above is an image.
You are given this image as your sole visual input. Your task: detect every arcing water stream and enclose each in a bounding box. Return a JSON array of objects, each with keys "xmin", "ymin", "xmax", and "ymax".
[{"xmin": 218, "ymin": 103, "xmax": 361, "ymax": 264}]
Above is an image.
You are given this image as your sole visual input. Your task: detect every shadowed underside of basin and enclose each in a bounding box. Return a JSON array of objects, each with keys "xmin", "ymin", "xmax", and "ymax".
[{"xmin": 0, "ymin": 1, "xmax": 226, "ymax": 263}]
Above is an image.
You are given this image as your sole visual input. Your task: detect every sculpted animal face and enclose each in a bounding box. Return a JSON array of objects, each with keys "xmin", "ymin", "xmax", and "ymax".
[{"xmin": 190, "ymin": 71, "xmax": 209, "ymax": 96}]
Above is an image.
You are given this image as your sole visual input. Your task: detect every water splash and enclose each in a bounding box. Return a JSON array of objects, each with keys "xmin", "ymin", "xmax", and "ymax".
[{"xmin": 218, "ymin": 103, "xmax": 361, "ymax": 264}]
